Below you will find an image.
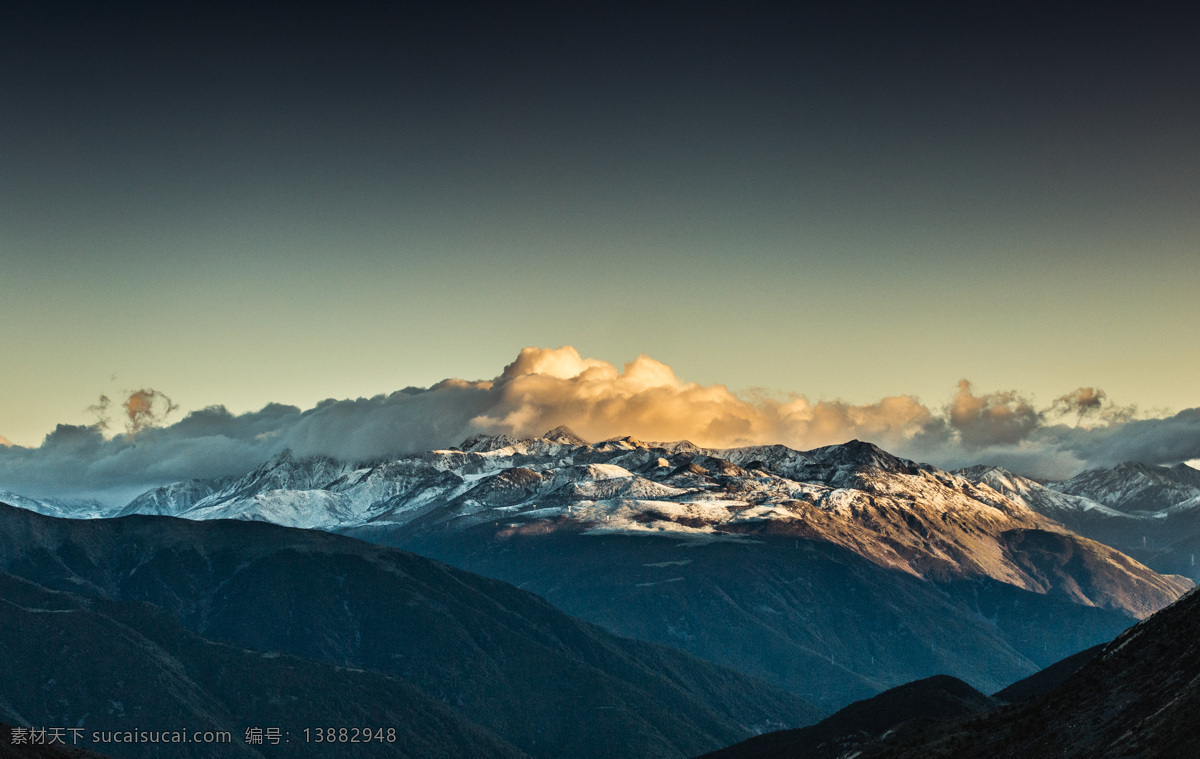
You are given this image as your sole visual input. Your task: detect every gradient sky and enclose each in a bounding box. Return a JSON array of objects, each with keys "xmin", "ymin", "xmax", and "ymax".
[{"xmin": 2, "ymin": 5, "xmax": 1198, "ymax": 447}]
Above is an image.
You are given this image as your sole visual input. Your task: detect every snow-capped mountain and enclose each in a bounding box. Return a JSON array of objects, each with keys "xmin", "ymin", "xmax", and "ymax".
[
  {"xmin": 130, "ymin": 450, "xmax": 361, "ymax": 527},
  {"xmin": 961, "ymin": 462, "xmax": 1200, "ymax": 582},
  {"xmin": 1051, "ymin": 461, "xmax": 1200, "ymax": 514},
  {"xmin": 127, "ymin": 433, "xmax": 1181, "ymax": 613},
  {"xmin": 958, "ymin": 465, "xmax": 1128, "ymax": 520},
  {"xmin": 0, "ymin": 490, "xmax": 110, "ymax": 520}
]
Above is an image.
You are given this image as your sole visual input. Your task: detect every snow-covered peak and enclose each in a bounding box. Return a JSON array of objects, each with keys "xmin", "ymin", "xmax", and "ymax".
[
  {"xmin": 0, "ymin": 491, "xmax": 111, "ymax": 520},
  {"xmin": 592, "ymin": 436, "xmax": 649, "ymax": 452},
  {"xmin": 958, "ymin": 465, "xmax": 1126, "ymax": 519},
  {"xmin": 805, "ymin": 440, "xmax": 917, "ymax": 473},
  {"xmin": 1053, "ymin": 461, "xmax": 1200, "ymax": 513},
  {"xmin": 645, "ymin": 439, "xmax": 705, "ymax": 455},
  {"xmin": 541, "ymin": 425, "xmax": 589, "ymax": 446},
  {"xmin": 457, "ymin": 433, "xmax": 523, "ymax": 453},
  {"xmin": 228, "ymin": 450, "xmax": 354, "ymax": 492},
  {"xmin": 115, "ymin": 478, "xmax": 230, "ymax": 517}
]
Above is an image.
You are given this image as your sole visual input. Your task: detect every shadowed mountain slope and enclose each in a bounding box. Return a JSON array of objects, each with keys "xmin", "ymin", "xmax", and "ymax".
[
  {"xmin": 697, "ymin": 675, "xmax": 996, "ymax": 759},
  {"xmin": 0, "ymin": 570, "xmax": 524, "ymax": 759},
  {"xmin": 0, "ymin": 504, "xmax": 819, "ymax": 759},
  {"xmin": 991, "ymin": 642, "xmax": 1105, "ymax": 703},
  {"xmin": 830, "ymin": 586, "xmax": 1200, "ymax": 758}
]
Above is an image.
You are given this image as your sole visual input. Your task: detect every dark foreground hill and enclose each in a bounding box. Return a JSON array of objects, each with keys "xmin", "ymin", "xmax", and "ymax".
[
  {"xmin": 991, "ymin": 643, "xmax": 1105, "ymax": 703},
  {"xmin": 0, "ymin": 504, "xmax": 819, "ymax": 759},
  {"xmin": 698, "ymin": 675, "xmax": 997, "ymax": 759},
  {"xmin": 783, "ymin": 585, "xmax": 1200, "ymax": 758}
]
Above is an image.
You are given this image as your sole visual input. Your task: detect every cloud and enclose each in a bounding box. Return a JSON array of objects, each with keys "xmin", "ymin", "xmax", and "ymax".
[
  {"xmin": 122, "ymin": 388, "xmax": 180, "ymax": 436},
  {"xmin": 0, "ymin": 346, "xmax": 1196, "ymax": 503},
  {"xmin": 1051, "ymin": 387, "xmax": 1107, "ymax": 417},
  {"xmin": 86, "ymin": 395, "xmax": 112, "ymax": 431},
  {"xmin": 1041, "ymin": 408, "xmax": 1200, "ymax": 470},
  {"xmin": 0, "ymin": 434, "xmax": 11, "ymax": 447},
  {"xmin": 944, "ymin": 380, "xmax": 1041, "ymax": 449},
  {"xmin": 468, "ymin": 348, "xmax": 933, "ymax": 452},
  {"xmin": 87, "ymin": 389, "xmax": 180, "ymax": 436},
  {"xmin": 1049, "ymin": 386, "xmax": 1138, "ymax": 424}
]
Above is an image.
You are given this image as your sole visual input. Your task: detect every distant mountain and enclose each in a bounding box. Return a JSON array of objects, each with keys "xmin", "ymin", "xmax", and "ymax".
[
  {"xmin": 1053, "ymin": 461, "xmax": 1200, "ymax": 513},
  {"xmin": 0, "ymin": 503, "xmax": 820, "ymax": 759},
  {"xmin": 160, "ymin": 452, "xmax": 360, "ymax": 527},
  {"xmin": 823, "ymin": 577, "xmax": 1200, "ymax": 757},
  {"xmin": 133, "ymin": 436, "xmax": 1185, "ymax": 616},
  {"xmin": 698, "ymin": 675, "xmax": 997, "ymax": 759},
  {"xmin": 961, "ymin": 463, "xmax": 1200, "ymax": 581},
  {"xmin": 63, "ymin": 432, "xmax": 1184, "ymax": 709},
  {"xmin": 365, "ymin": 436, "xmax": 1183, "ymax": 708},
  {"xmin": 113, "ymin": 477, "xmax": 233, "ymax": 517},
  {"xmin": 958, "ymin": 466, "xmax": 1128, "ymax": 520},
  {"xmin": 0, "ymin": 491, "xmax": 109, "ymax": 520}
]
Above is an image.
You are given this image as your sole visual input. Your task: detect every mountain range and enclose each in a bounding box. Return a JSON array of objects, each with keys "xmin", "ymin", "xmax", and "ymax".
[{"xmin": 7, "ymin": 430, "xmax": 1187, "ymax": 710}]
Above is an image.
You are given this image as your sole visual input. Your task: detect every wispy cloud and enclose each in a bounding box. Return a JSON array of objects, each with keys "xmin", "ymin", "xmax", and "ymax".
[
  {"xmin": 1048, "ymin": 386, "xmax": 1138, "ymax": 424},
  {"xmin": 1, "ymin": 346, "xmax": 1196, "ymax": 503}
]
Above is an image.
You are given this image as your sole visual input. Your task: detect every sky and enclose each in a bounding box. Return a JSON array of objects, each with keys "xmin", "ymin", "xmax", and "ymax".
[{"xmin": 1, "ymin": 5, "xmax": 1197, "ymax": 498}]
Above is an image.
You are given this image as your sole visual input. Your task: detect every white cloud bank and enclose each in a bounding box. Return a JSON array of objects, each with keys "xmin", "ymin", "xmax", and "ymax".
[{"xmin": 1, "ymin": 346, "xmax": 1197, "ymax": 503}]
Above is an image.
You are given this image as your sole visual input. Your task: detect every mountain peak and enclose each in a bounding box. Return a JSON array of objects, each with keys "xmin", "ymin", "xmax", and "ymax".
[
  {"xmin": 1169, "ymin": 461, "xmax": 1200, "ymax": 487},
  {"xmin": 457, "ymin": 433, "xmax": 522, "ymax": 453},
  {"xmin": 806, "ymin": 439, "xmax": 915, "ymax": 474},
  {"xmin": 265, "ymin": 448, "xmax": 295, "ymax": 463},
  {"xmin": 1055, "ymin": 460, "xmax": 1200, "ymax": 513},
  {"xmin": 542, "ymin": 425, "xmax": 589, "ymax": 446},
  {"xmin": 959, "ymin": 464, "xmax": 1007, "ymax": 477},
  {"xmin": 593, "ymin": 435, "xmax": 646, "ymax": 451}
]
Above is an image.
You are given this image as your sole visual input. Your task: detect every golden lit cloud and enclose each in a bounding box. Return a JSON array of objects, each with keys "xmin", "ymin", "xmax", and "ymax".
[{"xmin": 471, "ymin": 347, "xmax": 933, "ymax": 450}]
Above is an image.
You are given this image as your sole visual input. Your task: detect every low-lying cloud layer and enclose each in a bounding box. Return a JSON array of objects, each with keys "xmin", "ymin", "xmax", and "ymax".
[{"xmin": 2, "ymin": 346, "xmax": 1198, "ymax": 504}]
